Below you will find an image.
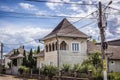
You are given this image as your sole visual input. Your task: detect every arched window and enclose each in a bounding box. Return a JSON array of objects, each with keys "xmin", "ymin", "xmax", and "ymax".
[
  {"xmin": 49, "ymin": 44, "xmax": 52, "ymax": 51},
  {"xmin": 60, "ymin": 41, "xmax": 67, "ymax": 50},
  {"xmin": 46, "ymin": 45, "xmax": 48, "ymax": 52},
  {"xmin": 52, "ymin": 43, "xmax": 55, "ymax": 51}
]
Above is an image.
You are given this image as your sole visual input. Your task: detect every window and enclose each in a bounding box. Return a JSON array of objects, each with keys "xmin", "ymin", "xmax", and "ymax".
[
  {"xmin": 72, "ymin": 43, "xmax": 79, "ymax": 52},
  {"xmin": 46, "ymin": 45, "xmax": 48, "ymax": 52},
  {"xmin": 60, "ymin": 41, "xmax": 67, "ymax": 50}
]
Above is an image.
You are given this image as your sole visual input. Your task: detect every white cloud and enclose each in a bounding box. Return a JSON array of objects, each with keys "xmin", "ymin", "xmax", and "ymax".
[
  {"xmin": 19, "ymin": 3, "xmax": 38, "ymax": 11},
  {"xmin": 0, "ymin": 25, "xmax": 52, "ymax": 48},
  {"xmin": 0, "ymin": 5, "xmax": 15, "ymax": 11},
  {"xmin": 46, "ymin": 0, "xmax": 65, "ymax": 10},
  {"xmin": 116, "ymin": 27, "xmax": 120, "ymax": 34}
]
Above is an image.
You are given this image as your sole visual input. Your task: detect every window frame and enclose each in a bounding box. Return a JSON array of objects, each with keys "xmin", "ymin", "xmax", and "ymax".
[{"xmin": 71, "ymin": 42, "xmax": 80, "ymax": 52}]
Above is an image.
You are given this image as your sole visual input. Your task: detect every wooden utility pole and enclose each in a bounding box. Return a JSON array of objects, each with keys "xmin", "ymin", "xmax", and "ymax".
[
  {"xmin": 0, "ymin": 43, "xmax": 3, "ymax": 63},
  {"xmin": 56, "ymin": 34, "xmax": 60, "ymax": 70},
  {"xmin": 98, "ymin": 1, "xmax": 107, "ymax": 80}
]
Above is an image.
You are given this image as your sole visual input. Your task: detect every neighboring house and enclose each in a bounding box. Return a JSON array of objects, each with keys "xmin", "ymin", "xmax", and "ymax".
[
  {"xmin": 88, "ymin": 41, "xmax": 120, "ymax": 72},
  {"xmin": 34, "ymin": 50, "xmax": 44, "ymax": 68},
  {"xmin": 36, "ymin": 18, "xmax": 88, "ymax": 68},
  {"xmin": 4, "ymin": 46, "xmax": 29, "ymax": 75},
  {"xmin": 106, "ymin": 39, "xmax": 120, "ymax": 46}
]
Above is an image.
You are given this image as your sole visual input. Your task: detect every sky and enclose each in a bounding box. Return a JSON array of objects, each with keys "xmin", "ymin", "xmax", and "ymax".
[{"xmin": 0, "ymin": 0, "xmax": 120, "ymax": 54}]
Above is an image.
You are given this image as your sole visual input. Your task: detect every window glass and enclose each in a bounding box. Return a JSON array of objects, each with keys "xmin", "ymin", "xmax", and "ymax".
[{"xmin": 72, "ymin": 43, "xmax": 79, "ymax": 52}]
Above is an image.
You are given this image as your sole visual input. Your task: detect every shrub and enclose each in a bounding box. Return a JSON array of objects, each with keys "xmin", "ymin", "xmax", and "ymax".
[
  {"xmin": 40, "ymin": 65, "xmax": 58, "ymax": 80},
  {"xmin": 108, "ymin": 72, "xmax": 120, "ymax": 80},
  {"xmin": 18, "ymin": 66, "xmax": 29, "ymax": 75},
  {"xmin": 61, "ymin": 64, "xmax": 71, "ymax": 72}
]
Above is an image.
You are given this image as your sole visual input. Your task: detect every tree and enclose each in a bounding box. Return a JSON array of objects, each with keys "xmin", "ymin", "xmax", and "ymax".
[
  {"xmin": 16, "ymin": 49, "xmax": 20, "ymax": 54},
  {"xmin": 37, "ymin": 46, "xmax": 40, "ymax": 54},
  {"xmin": 22, "ymin": 50, "xmax": 28, "ymax": 67},
  {"xmin": 28, "ymin": 48, "xmax": 36, "ymax": 68},
  {"xmin": 92, "ymin": 39, "xmax": 97, "ymax": 44},
  {"xmin": 81, "ymin": 52, "xmax": 103, "ymax": 79}
]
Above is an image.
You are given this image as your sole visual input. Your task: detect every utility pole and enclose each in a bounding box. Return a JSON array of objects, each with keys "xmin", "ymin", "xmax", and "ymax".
[
  {"xmin": 98, "ymin": 1, "xmax": 107, "ymax": 80},
  {"xmin": 56, "ymin": 34, "xmax": 60, "ymax": 70},
  {"xmin": 0, "ymin": 43, "xmax": 3, "ymax": 64}
]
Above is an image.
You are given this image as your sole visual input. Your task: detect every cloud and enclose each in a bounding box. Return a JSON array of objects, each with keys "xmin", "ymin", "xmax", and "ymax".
[
  {"xmin": 0, "ymin": 25, "xmax": 52, "ymax": 52},
  {"xmin": 0, "ymin": 5, "xmax": 15, "ymax": 11},
  {"xmin": 46, "ymin": 0, "xmax": 63, "ymax": 10},
  {"xmin": 19, "ymin": 3, "xmax": 38, "ymax": 11},
  {"xmin": 46, "ymin": 0, "xmax": 70, "ymax": 10}
]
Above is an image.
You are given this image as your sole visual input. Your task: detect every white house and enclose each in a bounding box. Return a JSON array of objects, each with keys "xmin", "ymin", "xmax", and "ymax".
[{"xmin": 36, "ymin": 18, "xmax": 88, "ymax": 68}]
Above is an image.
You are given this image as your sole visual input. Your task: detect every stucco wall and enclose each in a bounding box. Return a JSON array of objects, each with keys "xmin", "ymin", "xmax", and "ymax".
[
  {"xmin": 108, "ymin": 60, "xmax": 120, "ymax": 72},
  {"xmin": 44, "ymin": 37, "xmax": 87, "ymax": 68},
  {"xmin": 4, "ymin": 57, "xmax": 11, "ymax": 68},
  {"xmin": 37, "ymin": 57, "xmax": 44, "ymax": 68}
]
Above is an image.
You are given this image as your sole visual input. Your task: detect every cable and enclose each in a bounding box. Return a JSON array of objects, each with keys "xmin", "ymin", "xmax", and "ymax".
[
  {"xmin": 60, "ymin": 21, "xmax": 97, "ymax": 36},
  {"xmin": 0, "ymin": 10, "xmax": 96, "ymax": 19},
  {"xmin": 108, "ymin": 6, "xmax": 120, "ymax": 12},
  {"xmin": 3, "ymin": 10, "xmax": 97, "ymax": 45},
  {"xmin": 26, "ymin": 0, "xmax": 97, "ymax": 6}
]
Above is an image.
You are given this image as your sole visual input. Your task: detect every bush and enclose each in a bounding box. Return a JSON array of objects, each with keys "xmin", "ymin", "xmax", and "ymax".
[
  {"xmin": 108, "ymin": 72, "xmax": 120, "ymax": 80},
  {"xmin": 61, "ymin": 64, "xmax": 71, "ymax": 72},
  {"xmin": 40, "ymin": 65, "xmax": 58, "ymax": 80},
  {"xmin": 32, "ymin": 68, "xmax": 39, "ymax": 74},
  {"xmin": 18, "ymin": 66, "xmax": 29, "ymax": 75}
]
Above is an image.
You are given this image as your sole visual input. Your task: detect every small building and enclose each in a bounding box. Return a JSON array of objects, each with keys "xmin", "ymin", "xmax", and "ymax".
[
  {"xmin": 36, "ymin": 18, "xmax": 88, "ymax": 68},
  {"xmin": 4, "ymin": 46, "xmax": 29, "ymax": 75}
]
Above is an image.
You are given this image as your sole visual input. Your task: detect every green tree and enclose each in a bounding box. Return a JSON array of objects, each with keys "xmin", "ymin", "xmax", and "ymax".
[
  {"xmin": 37, "ymin": 46, "xmax": 40, "ymax": 54},
  {"xmin": 22, "ymin": 50, "xmax": 28, "ymax": 67},
  {"xmin": 92, "ymin": 39, "xmax": 97, "ymax": 44},
  {"xmin": 16, "ymin": 49, "xmax": 19, "ymax": 54},
  {"xmin": 28, "ymin": 48, "xmax": 36, "ymax": 68},
  {"xmin": 81, "ymin": 52, "xmax": 103, "ymax": 79}
]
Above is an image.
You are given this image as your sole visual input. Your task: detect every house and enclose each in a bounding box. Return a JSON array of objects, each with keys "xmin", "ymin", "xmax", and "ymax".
[
  {"xmin": 88, "ymin": 40, "xmax": 120, "ymax": 72},
  {"xmin": 36, "ymin": 18, "xmax": 120, "ymax": 72},
  {"xmin": 4, "ymin": 46, "xmax": 29, "ymax": 75},
  {"xmin": 36, "ymin": 18, "xmax": 88, "ymax": 68}
]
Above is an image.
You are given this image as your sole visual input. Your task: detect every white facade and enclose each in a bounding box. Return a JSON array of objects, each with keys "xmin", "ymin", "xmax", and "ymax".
[
  {"xmin": 43, "ymin": 37, "xmax": 87, "ymax": 68},
  {"xmin": 108, "ymin": 60, "xmax": 120, "ymax": 72}
]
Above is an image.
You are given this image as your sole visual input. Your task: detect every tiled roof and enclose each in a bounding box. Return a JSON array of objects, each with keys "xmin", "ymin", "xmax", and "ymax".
[
  {"xmin": 87, "ymin": 41, "xmax": 120, "ymax": 60},
  {"xmin": 107, "ymin": 39, "xmax": 120, "ymax": 46},
  {"xmin": 43, "ymin": 18, "xmax": 88, "ymax": 40}
]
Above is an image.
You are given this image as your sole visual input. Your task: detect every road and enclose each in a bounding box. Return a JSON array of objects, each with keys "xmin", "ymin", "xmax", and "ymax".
[{"xmin": 0, "ymin": 74, "xmax": 37, "ymax": 80}]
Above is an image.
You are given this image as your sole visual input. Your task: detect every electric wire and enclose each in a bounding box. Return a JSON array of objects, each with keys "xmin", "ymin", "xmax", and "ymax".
[{"xmin": 26, "ymin": 0, "xmax": 97, "ymax": 6}]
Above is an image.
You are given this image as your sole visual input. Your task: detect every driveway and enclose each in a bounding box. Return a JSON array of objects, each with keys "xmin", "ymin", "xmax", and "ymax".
[{"xmin": 0, "ymin": 74, "xmax": 37, "ymax": 80}]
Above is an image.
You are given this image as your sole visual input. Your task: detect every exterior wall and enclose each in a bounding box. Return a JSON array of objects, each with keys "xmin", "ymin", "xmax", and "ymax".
[
  {"xmin": 11, "ymin": 66, "xmax": 18, "ymax": 75},
  {"xmin": 108, "ymin": 60, "xmax": 120, "ymax": 72},
  {"xmin": 59, "ymin": 50, "xmax": 87, "ymax": 67},
  {"xmin": 44, "ymin": 37, "xmax": 87, "ymax": 68},
  {"xmin": 4, "ymin": 56, "xmax": 11, "ymax": 68},
  {"xmin": 37, "ymin": 57, "xmax": 44, "ymax": 68}
]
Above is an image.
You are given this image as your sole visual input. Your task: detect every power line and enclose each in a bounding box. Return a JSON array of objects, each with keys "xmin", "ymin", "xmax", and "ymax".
[
  {"xmin": 108, "ymin": 6, "xmax": 120, "ymax": 12},
  {"xmin": 61, "ymin": 21, "xmax": 97, "ymax": 36},
  {"xmin": 26, "ymin": 0, "xmax": 97, "ymax": 6},
  {"xmin": 3, "ymin": 10, "xmax": 97, "ymax": 45},
  {"xmin": 0, "ymin": 10, "xmax": 96, "ymax": 19}
]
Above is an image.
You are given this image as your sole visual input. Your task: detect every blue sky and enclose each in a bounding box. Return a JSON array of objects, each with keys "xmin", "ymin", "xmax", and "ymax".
[{"xmin": 0, "ymin": 0, "xmax": 120, "ymax": 54}]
